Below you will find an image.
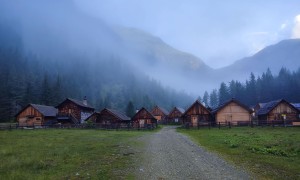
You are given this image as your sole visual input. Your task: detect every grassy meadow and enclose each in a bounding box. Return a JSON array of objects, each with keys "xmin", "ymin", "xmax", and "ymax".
[
  {"xmin": 178, "ymin": 127, "xmax": 300, "ymax": 180},
  {"xmin": 0, "ymin": 129, "xmax": 148, "ymax": 180}
]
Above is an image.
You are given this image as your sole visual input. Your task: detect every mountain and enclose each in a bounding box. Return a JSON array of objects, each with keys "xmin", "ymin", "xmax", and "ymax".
[
  {"xmin": 0, "ymin": 1, "xmax": 196, "ymax": 121},
  {"xmin": 217, "ymin": 39, "xmax": 300, "ymax": 81}
]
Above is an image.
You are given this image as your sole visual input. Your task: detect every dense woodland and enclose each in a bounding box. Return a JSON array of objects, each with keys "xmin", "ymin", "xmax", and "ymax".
[
  {"xmin": 202, "ymin": 67, "xmax": 300, "ymax": 108},
  {"xmin": 0, "ymin": 47, "xmax": 193, "ymax": 122}
]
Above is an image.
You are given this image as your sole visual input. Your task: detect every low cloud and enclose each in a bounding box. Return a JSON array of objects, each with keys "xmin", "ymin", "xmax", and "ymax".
[{"xmin": 292, "ymin": 14, "xmax": 300, "ymax": 38}]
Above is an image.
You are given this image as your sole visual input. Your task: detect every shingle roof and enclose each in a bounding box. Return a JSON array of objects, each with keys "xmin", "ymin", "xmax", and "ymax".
[
  {"xmin": 57, "ymin": 98, "xmax": 94, "ymax": 110},
  {"xmin": 257, "ymin": 99, "xmax": 298, "ymax": 115},
  {"xmin": 104, "ymin": 108, "xmax": 131, "ymax": 121},
  {"xmin": 182, "ymin": 100, "xmax": 210, "ymax": 116},
  {"xmin": 212, "ymin": 98, "xmax": 252, "ymax": 114},
  {"xmin": 133, "ymin": 107, "xmax": 156, "ymax": 120},
  {"xmin": 154, "ymin": 106, "xmax": 169, "ymax": 115},
  {"xmin": 176, "ymin": 107, "xmax": 185, "ymax": 114},
  {"xmin": 291, "ymin": 103, "xmax": 300, "ymax": 110},
  {"xmin": 16, "ymin": 104, "xmax": 58, "ymax": 117}
]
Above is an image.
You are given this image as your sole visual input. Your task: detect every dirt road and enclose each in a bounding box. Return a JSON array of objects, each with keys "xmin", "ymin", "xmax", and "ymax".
[{"xmin": 135, "ymin": 126, "xmax": 251, "ymax": 180}]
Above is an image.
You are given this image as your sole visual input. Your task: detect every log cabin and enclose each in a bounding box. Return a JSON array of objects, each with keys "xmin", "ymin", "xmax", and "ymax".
[
  {"xmin": 182, "ymin": 100, "xmax": 212, "ymax": 127},
  {"xmin": 257, "ymin": 99, "xmax": 300, "ymax": 125},
  {"xmin": 132, "ymin": 107, "xmax": 157, "ymax": 129},
  {"xmin": 56, "ymin": 97, "xmax": 94, "ymax": 124},
  {"xmin": 167, "ymin": 107, "xmax": 185, "ymax": 124},
  {"xmin": 151, "ymin": 106, "xmax": 169, "ymax": 124},
  {"xmin": 16, "ymin": 104, "xmax": 57, "ymax": 126},
  {"xmin": 86, "ymin": 108, "xmax": 131, "ymax": 128},
  {"xmin": 212, "ymin": 99, "xmax": 252, "ymax": 126}
]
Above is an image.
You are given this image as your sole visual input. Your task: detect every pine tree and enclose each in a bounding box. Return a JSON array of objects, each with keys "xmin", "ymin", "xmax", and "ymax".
[
  {"xmin": 218, "ymin": 82, "xmax": 230, "ymax": 105},
  {"xmin": 202, "ymin": 91, "xmax": 209, "ymax": 107},
  {"xmin": 209, "ymin": 89, "xmax": 218, "ymax": 109},
  {"xmin": 41, "ymin": 74, "xmax": 52, "ymax": 105},
  {"xmin": 126, "ymin": 101, "xmax": 135, "ymax": 118}
]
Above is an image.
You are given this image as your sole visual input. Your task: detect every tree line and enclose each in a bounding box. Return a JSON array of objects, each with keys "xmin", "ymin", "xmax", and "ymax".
[
  {"xmin": 202, "ymin": 67, "xmax": 300, "ymax": 108},
  {"xmin": 0, "ymin": 47, "xmax": 193, "ymax": 122}
]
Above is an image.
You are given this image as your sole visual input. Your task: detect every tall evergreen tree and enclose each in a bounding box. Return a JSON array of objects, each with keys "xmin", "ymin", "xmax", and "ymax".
[
  {"xmin": 126, "ymin": 101, "xmax": 135, "ymax": 118},
  {"xmin": 209, "ymin": 89, "xmax": 218, "ymax": 109},
  {"xmin": 202, "ymin": 91, "xmax": 209, "ymax": 107},
  {"xmin": 40, "ymin": 74, "xmax": 52, "ymax": 105},
  {"xmin": 218, "ymin": 82, "xmax": 230, "ymax": 105}
]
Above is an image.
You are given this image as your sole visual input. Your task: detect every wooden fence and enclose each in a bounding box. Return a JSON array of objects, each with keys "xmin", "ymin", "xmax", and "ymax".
[
  {"xmin": 0, "ymin": 123, "xmax": 157, "ymax": 131},
  {"xmin": 183, "ymin": 120, "xmax": 300, "ymax": 129}
]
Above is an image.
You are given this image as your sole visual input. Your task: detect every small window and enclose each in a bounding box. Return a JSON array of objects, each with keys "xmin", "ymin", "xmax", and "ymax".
[{"xmin": 36, "ymin": 118, "xmax": 41, "ymax": 121}]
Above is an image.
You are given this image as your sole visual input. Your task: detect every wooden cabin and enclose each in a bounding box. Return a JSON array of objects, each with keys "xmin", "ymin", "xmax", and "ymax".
[
  {"xmin": 151, "ymin": 106, "xmax": 169, "ymax": 124},
  {"xmin": 257, "ymin": 99, "xmax": 300, "ymax": 125},
  {"xmin": 86, "ymin": 108, "xmax": 131, "ymax": 128},
  {"xmin": 167, "ymin": 107, "xmax": 185, "ymax": 124},
  {"xmin": 212, "ymin": 99, "xmax": 252, "ymax": 126},
  {"xmin": 182, "ymin": 100, "xmax": 212, "ymax": 127},
  {"xmin": 16, "ymin": 104, "xmax": 57, "ymax": 126},
  {"xmin": 56, "ymin": 97, "xmax": 94, "ymax": 124},
  {"xmin": 132, "ymin": 107, "xmax": 157, "ymax": 129}
]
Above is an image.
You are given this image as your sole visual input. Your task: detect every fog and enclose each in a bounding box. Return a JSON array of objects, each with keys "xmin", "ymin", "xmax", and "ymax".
[
  {"xmin": 75, "ymin": 0, "xmax": 300, "ymax": 68},
  {"xmin": 0, "ymin": 0, "xmax": 299, "ymax": 99}
]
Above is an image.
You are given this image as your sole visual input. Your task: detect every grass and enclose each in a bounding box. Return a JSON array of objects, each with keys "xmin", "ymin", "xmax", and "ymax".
[
  {"xmin": 178, "ymin": 127, "xmax": 300, "ymax": 180},
  {"xmin": 0, "ymin": 129, "xmax": 149, "ymax": 180}
]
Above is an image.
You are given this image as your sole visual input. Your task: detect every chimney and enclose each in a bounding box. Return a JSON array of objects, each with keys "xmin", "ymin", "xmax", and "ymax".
[{"xmin": 83, "ymin": 96, "xmax": 87, "ymax": 106}]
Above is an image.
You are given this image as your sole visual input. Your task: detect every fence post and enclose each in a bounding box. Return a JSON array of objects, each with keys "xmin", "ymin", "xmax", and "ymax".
[
  {"xmin": 208, "ymin": 122, "xmax": 210, "ymax": 130},
  {"xmin": 218, "ymin": 122, "xmax": 220, "ymax": 129},
  {"xmin": 229, "ymin": 122, "xmax": 231, "ymax": 129},
  {"xmin": 251, "ymin": 120, "xmax": 253, "ymax": 128}
]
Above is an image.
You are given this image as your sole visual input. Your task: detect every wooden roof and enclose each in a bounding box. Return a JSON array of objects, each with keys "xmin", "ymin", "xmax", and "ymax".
[
  {"xmin": 169, "ymin": 107, "xmax": 185, "ymax": 114},
  {"xmin": 56, "ymin": 98, "xmax": 94, "ymax": 110},
  {"xmin": 133, "ymin": 107, "xmax": 156, "ymax": 120},
  {"xmin": 212, "ymin": 98, "xmax": 252, "ymax": 114},
  {"xmin": 152, "ymin": 105, "xmax": 169, "ymax": 115},
  {"xmin": 257, "ymin": 99, "xmax": 299, "ymax": 115},
  {"xmin": 182, "ymin": 100, "xmax": 210, "ymax": 116},
  {"xmin": 102, "ymin": 108, "xmax": 131, "ymax": 121},
  {"xmin": 291, "ymin": 103, "xmax": 300, "ymax": 111},
  {"xmin": 16, "ymin": 104, "xmax": 58, "ymax": 117}
]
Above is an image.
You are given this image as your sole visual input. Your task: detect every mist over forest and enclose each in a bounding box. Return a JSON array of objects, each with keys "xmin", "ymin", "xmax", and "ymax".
[{"xmin": 0, "ymin": 0, "xmax": 300, "ymax": 121}]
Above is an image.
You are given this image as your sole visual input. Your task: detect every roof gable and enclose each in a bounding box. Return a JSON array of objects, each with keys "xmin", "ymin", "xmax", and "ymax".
[
  {"xmin": 16, "ymin": 104, "xmax": 58, "ymax": 117},
  {"xmin": 212, "ymin": 99, "xmax": 252, "ymax": 114},
  {"xmin": 56, "ymin": 98, "xmax": 94, "ymax": 110},
  {"xmin": 169, "ymin": 107, "xmax": 185, "ymax": 115},
  {"xmin": 152, "ymin": 106, "xmax": 169, "ymax": 115},
  {"xmin": 103, "ymin": 108, "xmax": 131, "ymax": 121},
  {"xmin": 133, "ymin": 107, "xmax": 156, "ymax": 120},
  {"xmin": 257, "ymin": 99, "xmax": 299, "ymax": 115},
  {"xmin": 183, "ymin": 100, "xmax": 210, "ymax": 116}
]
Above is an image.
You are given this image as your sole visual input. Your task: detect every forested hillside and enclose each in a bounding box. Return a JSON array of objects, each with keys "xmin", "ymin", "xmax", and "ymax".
[
  {"xmin": 0, "ymin": 47, "xmax": 193, "ymax": 122},
  {"xmin": 203, "ymin": 68, "xmax": 300, "ymax": 108}
]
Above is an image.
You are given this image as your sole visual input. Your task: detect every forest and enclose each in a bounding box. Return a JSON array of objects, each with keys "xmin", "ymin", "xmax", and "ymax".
[
  {"xmin": 202, "ymin": 67, "xmax": 300, "ymax": 108},
  {"xmin": 0, "ymin": 46, "xmax": 193, "ymax": 122}
]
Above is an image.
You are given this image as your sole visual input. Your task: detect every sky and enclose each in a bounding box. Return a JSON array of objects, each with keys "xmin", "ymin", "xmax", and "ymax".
[{"xmin": 75, "ymin": 0, "xmax": 300, "ymax": 68}]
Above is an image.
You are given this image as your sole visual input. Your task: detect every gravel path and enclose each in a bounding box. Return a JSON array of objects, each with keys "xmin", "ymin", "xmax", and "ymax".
[{"xmin": 135, "ymin": 126, "xmax": 251, "ymax": 180}]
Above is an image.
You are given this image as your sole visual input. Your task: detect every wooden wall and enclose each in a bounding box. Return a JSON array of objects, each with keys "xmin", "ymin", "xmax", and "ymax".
[
  {"xmin": 151, "ymin": 107, "xmax": 167, "ymax": 121},
  {"xmin": 168, "ymin": 108, "xmax": 183, "ymax": 124},
  {"xmin": 215, "ymin": 102, "xmax": 251, "ymax": 125},
  {"xmin": 17, "ymin": 106, "xmax": 44, "ymax": 126},
  {"xmin": 183, "ymin": 102, "xmax": 211, "ymax": 127},
  {"xmin": 267, "ymin": 102, "xmax": 299, "ymax": 121},
  {"xmin": 133, "ymin": 109, "xmax": 156, "ymax": 128}
]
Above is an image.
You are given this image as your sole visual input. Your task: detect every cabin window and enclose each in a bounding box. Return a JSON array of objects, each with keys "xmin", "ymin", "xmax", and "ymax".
[
  {"xmin": 36, "ymin": 118, "xmax": 41, "ymax": 121},
  {"xmin": 175, "ymin": 118, "xmax": 178, "ymax": 122},
  {"xmin": 68, "ymin": 109, "xmax": 72, "ymax": 114}
]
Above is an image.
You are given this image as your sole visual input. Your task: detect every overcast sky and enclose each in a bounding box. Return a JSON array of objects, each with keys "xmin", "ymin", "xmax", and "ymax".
[{"xmin": 75, "ymin": 0, "xmax": 300, "ymax": 68}]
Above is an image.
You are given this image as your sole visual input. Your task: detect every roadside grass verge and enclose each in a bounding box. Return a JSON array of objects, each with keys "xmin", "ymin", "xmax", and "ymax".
[
  {"xmin": 0, "ymin": 129, "xmax": 149, "ymax": 179},
  {"xmin": 178, "ymin": 127, "xmax": 300, "ymax": 180}
]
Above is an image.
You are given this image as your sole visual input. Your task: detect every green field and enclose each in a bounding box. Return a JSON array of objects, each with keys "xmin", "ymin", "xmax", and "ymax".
[
  {"xmin": 178, "ymin": 127, "xmax": 300, "ymax": 180},
  {"xmin": 0, "ymin": 129, "xmax": 148, "ymax": 180}
]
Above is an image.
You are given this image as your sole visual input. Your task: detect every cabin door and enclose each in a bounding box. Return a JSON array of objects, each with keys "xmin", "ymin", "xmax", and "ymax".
[
  {"xmin": 191, "ymin": 115, "xmax": 198, "ymax": 127},
  {"xmin": 139, "ymin": 119, "xmax": 145, "ymax": 128}
]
